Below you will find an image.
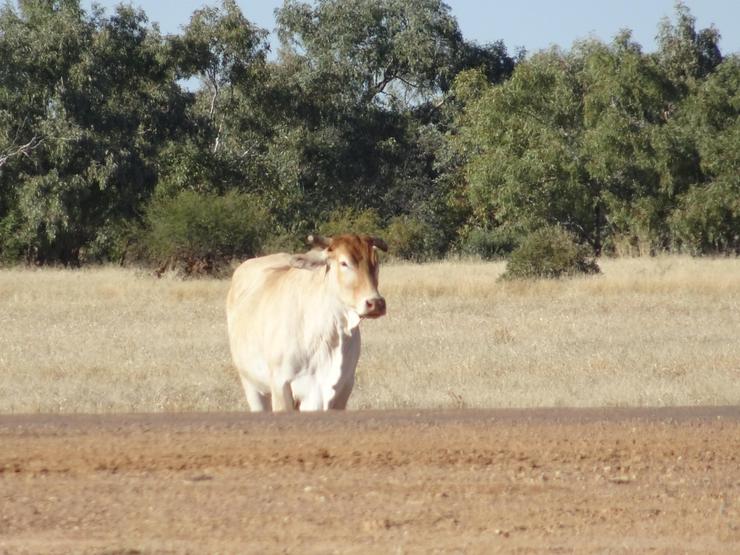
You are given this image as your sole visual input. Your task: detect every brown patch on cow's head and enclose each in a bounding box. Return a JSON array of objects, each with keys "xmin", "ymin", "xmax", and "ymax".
[{"xmin": 290, "ymin": 234, "xmax": 387, "ymax": 319}]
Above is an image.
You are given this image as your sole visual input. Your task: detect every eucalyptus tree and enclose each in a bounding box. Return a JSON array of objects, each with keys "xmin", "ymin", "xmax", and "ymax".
[
  {"xmin": 668, "ymin": 56, "xmax": 740, "ymax": 253},
  {"xmin": 270, "ymin": 0, "xmax": 515, "ymax": 240},
  {"xmin": 656, "ymin": 0, "xmax": 722, "ymax": 87},
  {"xmin": 453, "ymin": 49, "xmax": 593, "ymax": 247},
  {"xmin": 452, "ymin": 2, "xmax": 732, "ymax": 256},
  {"xmin": 578, "ymin": 32, "xmax": 679, "ymax": 252},
  {"xmin": 0, "ymin": 0, "xmax": 189, "ymax": 264}
]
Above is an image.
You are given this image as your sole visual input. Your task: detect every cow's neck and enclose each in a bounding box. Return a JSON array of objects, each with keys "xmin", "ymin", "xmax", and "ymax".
[{"xmin": 307, "ymin": 266, "xmax": 360, "ymax": 336}]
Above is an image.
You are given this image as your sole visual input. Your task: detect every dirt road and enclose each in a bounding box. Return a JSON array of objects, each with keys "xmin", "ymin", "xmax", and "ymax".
[{"xmin": 1, "ymin": 407, "xmax": 738, "ymax": 554}]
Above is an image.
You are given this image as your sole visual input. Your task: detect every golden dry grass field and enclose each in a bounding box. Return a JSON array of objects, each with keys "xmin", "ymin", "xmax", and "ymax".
[{"xmin": 0, "ymin": 257, "xmax": 738, "ymax": 413}]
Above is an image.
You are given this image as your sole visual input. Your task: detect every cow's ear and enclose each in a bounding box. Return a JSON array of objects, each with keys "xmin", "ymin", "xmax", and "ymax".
[
  {"xmin": 289, "ymin": 250, "xmax": 328, "ymax": 270},
  {"xmin": 371, "ymin": 237, "xmax": 388, "ymax": 252},
  {"xmin": 307, "ymin": 234, "xmax": 332, "ymax": 249}
]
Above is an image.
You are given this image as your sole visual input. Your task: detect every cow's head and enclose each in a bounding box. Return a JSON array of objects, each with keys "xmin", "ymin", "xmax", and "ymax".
[{"xmin": 290, "ymin": 234, "xmax": 387, "ymax": 319}]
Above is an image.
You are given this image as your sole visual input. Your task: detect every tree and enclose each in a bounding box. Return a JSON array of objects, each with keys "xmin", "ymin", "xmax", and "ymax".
[
  {"xmin": 0, "ymin": 1, "xmax": 190, "ymax": 264},
  {"xmin": 270, "ymin": 0, "xmax": 515, "ymax": 234},
  {"xmin": 276, "ymin": 0, "xmax": 462, "ymax": 107},
  {"xmin": 454, "ymin": 50, "xmax": 593, "ymax": 247},
  {"xmin": 656, "ymin": 1, "xmax": 722, "ymax": 86},
  {"xmin": 579, "ymin": 32, "xmax": 677, "ymax": 252},
  {"xmin": 4, "ymin": 0, "xmax": 734, "ymax": 267},
  {"xmin": 171, "ymin": 0, "xmax": 269, "ymax": 153},
  {"xmin": 668, "ymin": 56, "xmax": 740, "ymax": 253},
  {"xmin": 452, "ymin": 3, "xmax": 731, "ymax": 256},
  {"xmin": 154, "ymin": 0, "xmax": 277, "ymax": 219}
]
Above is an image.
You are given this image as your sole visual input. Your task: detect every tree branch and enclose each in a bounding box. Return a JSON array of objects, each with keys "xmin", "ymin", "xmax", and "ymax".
[
  {"xmin": 394, "ymin": 74, "xmax": 421, "ymax": 91},
  {"xmin": 0, "ymin": 136, "xmax": 44, "ymax": 168},
  {"xmin": 213, "ymin": 121, "xmax": 223, "ymax": 153},
  {"xmin": 378, "ymin": 88, "xmax": 404, "ymax": 106},
  {"xmin": 362, "ymin": 59, "xmax": 403, "ymax": 103},
  {"xmin": 209, "ymin": 84, "xmax": 220, "ymax": 119}
]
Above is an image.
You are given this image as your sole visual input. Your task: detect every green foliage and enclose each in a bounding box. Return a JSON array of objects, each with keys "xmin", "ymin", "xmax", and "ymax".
[
  {"xmin": 276, "ymin": 0, "xmax": 463, "ymax": 106},
  {"xmin": 385, "ymin": 216, "xmax": 435, "ymax": 261},
  {"xmin": 684, "ymin": 56, "xmax": 740, "ymax": 180},
  {"xmin": 0, "ymin": 1, "xmax": 737, "ymax": 267},
  {"xmin": 669, "ymin": 180, "xmax": 740, "ymax": 254},
  {"xmin": 171, "ymin": 0, "xmax": 270, "ymax": 165},
  {"xmin": 0, "ymin": 0, "xmax": 191, "ymax": 264},
  {"xmin": 454, "ymin": 48, "xmax": 594, "ymax": 245},
  {"xmin": 0, "ymin": 210, "xmax": 26, "ymax": 264},
  {"xmin": 317, "ymin": 208, "xmax": 383, "ymax": 238},
  {"xmin": 664, "ymin": 56, "xmax": 740, "ymax": 254},
  {"xmin": 656, "ymin": 1, "xmax": 722, "ymax": 85},
  {"xmin": 501, "ymin": 226, "xmax": 600, "ymax": 281},
  {"xmin": 580, "ymin": 35, "xmax": 675, "ymax": 249},
  {"xmin": 267, "ymin": 0, "xmax": 515, "ymax": 230},
  {"xmin": 459, "ymin": 227, "xmax": 517, "ymax": 259},
  {"xmin": 455, "ymin": 4, "xmax": 732, "ymax": 257},
  {"xmin": 260, "ymin": 233, "xmax": 306, "ymax": 256},
  {"xmin": 140, "ymin": 191, "xmax": 270, "ymax": 274}
]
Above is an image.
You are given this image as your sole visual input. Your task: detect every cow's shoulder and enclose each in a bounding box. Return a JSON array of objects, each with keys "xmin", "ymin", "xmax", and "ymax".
[{"xmin": 228, "ymin": 253, "xmax": 294, "ymax": 309}]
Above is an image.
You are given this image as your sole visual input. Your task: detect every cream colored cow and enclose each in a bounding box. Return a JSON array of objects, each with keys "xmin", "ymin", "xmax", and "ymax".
[{"xmin": 226, "ymin": 234, "xmax": 387, "ymax": 411}]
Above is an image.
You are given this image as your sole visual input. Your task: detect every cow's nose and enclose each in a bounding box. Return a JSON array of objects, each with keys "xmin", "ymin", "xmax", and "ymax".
[{"xmin": 365, "ymin": 296, "xmax": 386, "ymax": 316}]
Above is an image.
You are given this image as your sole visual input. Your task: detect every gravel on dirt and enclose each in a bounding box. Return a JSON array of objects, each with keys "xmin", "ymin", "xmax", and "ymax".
[{"xmin": 1, "ymin": 407, "xmax": 738, "ymax": 554}]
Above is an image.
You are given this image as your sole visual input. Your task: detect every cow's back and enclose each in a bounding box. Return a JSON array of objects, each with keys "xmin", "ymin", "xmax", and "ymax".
[
  {"xmin": 226, "ymin": 253, "xmax": 293, "ymax": 315},
  {"xmin": 227, "ymin": 253, "xmax": 336, "ymax": 390}
]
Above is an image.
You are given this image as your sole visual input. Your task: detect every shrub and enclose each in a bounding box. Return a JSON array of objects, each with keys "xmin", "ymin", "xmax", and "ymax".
[
  {"xmin": 501, "ymin": 226, "xmax": 600, "ymax": 280},
  {"xmin": 0, "ymin": 210, "xmax": 27, "ymax": 265},
  {"xmin": 260, "ymin": 233, "xmax": 306, "ymax": 255},
  {"xmin": 317, "ymin": 207, "xmax": 383, "ymax": 238},
  {"xmin": 385, "ymin": 216, "xmax": 436, "ymax": 261},
  {"xmin": 139, "ymin": 190, "xmax": 270, "ymax": 275},
  {"xmin": 460, "ymin": 227, "xmax": 518, "ymax": 259},
  {"xmin": 669, "ymin": 180, "xmax": 740, "ymax": 254}
]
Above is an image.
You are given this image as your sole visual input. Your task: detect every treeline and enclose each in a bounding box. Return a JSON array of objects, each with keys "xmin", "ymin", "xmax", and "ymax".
[{"xmin": 0, "ymin": 0, "xmax": 737, "ymax": 270}]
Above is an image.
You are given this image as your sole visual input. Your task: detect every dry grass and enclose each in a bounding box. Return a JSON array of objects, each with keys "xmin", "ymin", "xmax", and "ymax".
[{"xmin": 1, "ymin": 257, "xmax": 738, "ymax": 413}]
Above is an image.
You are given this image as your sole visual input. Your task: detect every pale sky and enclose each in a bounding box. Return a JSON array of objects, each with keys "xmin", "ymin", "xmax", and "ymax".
[{"xmin": 81, "ymin": 0, "xmax": 739, "ymax": 55}]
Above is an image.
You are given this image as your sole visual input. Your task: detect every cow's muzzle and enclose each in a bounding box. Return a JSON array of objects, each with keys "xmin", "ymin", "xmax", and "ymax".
[{"xmin": 362, "ymin": 296, "xmax": 386, "ymax": 318}]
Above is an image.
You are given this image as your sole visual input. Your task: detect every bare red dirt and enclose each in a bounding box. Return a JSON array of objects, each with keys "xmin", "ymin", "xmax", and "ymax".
[{"xmin": 1, "ymin": 407, "xmax": 738, "ymax": 554}]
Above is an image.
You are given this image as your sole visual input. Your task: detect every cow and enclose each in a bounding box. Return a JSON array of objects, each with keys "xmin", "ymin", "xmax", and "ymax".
[{"xmin": 226, "ymin": 233, "xmax": 387, "ymax": 412}]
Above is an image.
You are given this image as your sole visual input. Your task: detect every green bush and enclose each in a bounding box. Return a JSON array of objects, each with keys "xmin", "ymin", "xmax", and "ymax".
[
  {"xmin": 260, "ymin": 233, "xmax": 306, "ymax": 255},
  {"xmin": 501, "ymin": 226, "xmax": 600, "ymax": 280},
  {"xmin": 460, "ymin": 227, "xmax": 518, "ymax": 259},
  {"xmin": 385, "ymin": 216, "xmax": 436, "ymax": 261},
  {"xmin": 669, "ymin": 180, "xmax": 740, "ymax": 254},
  {"xmin": 0, "ymin": 210, "xmax": 27, "ymax": 265},
  {"xmin": 139, "ymin": 190, "xmax": 270, "ymax": 275},
  {"xmin": 317, "ymin": 208, "xmax": 383, "ymax": 238}
]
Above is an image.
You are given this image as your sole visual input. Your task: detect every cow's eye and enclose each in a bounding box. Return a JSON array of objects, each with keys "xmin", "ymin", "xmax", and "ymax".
[{"xmin": 340, "ymin": 260, "xmax": 350, "ymax": 268}]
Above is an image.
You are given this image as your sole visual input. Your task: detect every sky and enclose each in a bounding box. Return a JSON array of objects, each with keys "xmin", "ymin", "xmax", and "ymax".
[{"xmin": 79, "ymin": 0, "xmax": 740, "ymax": 56}]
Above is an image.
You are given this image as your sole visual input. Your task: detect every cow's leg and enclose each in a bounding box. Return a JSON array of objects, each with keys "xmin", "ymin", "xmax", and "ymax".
[
  {"xmin": 328, "ymin": 328, "xmax": 360, "ymax": 410},
  {"xmin": 327, "ymin": 379, "xmax": 354, "ymax": 410},
  {"xmin": 299, "ymin": 389, "xmax": 323, "ymax": 412},
  {"xmin": 240, "ymin": 376, "xmax": 271, "ymax": 412},
  {"xmin": 270, "ymin": 380, "xmax": 295, "ymax": 412}
]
